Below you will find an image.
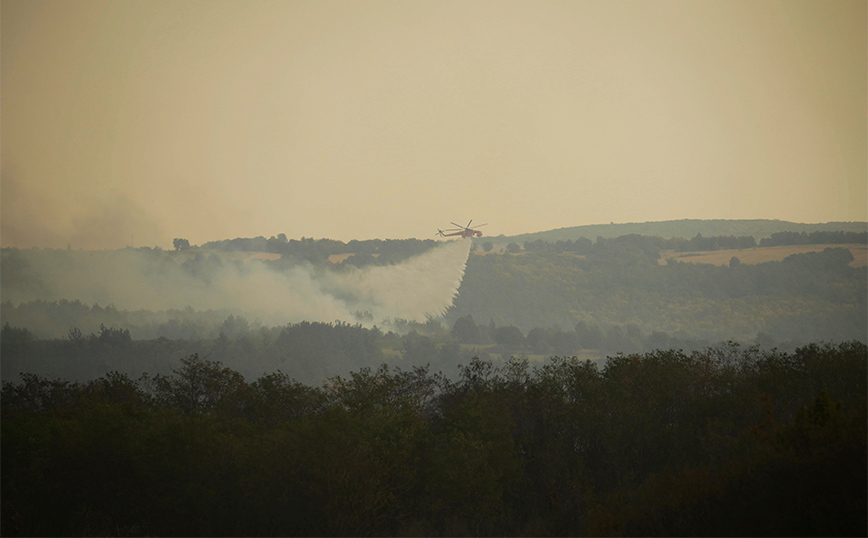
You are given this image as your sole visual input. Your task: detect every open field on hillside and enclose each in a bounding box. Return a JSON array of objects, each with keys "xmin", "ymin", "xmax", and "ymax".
[
  {"xmin": 661, "ymin": 243, "xmax": 867, "ymax": 267},
  {"xmin": 328, "ymin": 253, "xmax": 355, "ymax": 263}
]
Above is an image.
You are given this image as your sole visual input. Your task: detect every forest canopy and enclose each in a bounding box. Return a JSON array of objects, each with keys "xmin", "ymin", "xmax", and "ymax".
[{"xmin": 2, "ymin": 343, "xmax": 865, "ymax": 536}]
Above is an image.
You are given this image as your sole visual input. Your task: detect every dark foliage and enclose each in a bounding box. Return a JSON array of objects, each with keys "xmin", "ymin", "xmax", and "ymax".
[
  {"xmin": 2, "ymin": 343, "xmax": 865, "ymax": 536},
  {"xmin": 199, "ymin": 235, "xmax": 438, "ymax": 267},
  {"xmin": 760, "ymin": 230, "xmax": 867, "ymax": 247}
]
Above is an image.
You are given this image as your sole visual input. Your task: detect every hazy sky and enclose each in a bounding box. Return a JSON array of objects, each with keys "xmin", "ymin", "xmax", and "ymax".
[{"xmin": 2, "ymin": 0, "xmax": 865, "ymax": 249}]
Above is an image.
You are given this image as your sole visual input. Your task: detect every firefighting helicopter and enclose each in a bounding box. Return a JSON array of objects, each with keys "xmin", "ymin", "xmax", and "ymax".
[{"xmin": 436, "ymin": 220, "xmax": 487, "ymax": 238}]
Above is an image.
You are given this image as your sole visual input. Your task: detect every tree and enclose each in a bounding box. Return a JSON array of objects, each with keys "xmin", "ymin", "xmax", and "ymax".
[
  {"xmin": 402, "ymin": 331, "xmax": 438, "ymax": 366},
  {"xmin": 550, "ymin": 329, "xmax": 578, "ymax": 355},
  {"xmin": 0, "ymin": 323, "xmax": 35, "ymax": 378},
  {"xmin": 505, "ymin": 242, "xmax": 521, "ymax": 254},
  {"xmin": 97, "ymin": 324, "xmax": 132, "ymax": 348},
  {"xmin": 173, "ymin": 238, "xmax": 191, "ymax": 251},
  {"xmin": 482, "ymin": 242, "xmax": 493, "ymax": 252},
  {"xmin": 575, "ymin": 321, "xmax": 604, "ymax": 349},
  {"xmin": 451, "ymin": 315, "xmax": 481, "ymax": 345},
  {"xmin": 494, "ymin": 325, "xmax": 524, "ymax": 348},
  {"xmin": 526, "ymin": 327, "xmax": 549, "ymax": 353},
  {"xmin": 153, "ymin": 354, "xmax": 246, "ymax": 413},
  {"xmin": 220, "ymin": 315, "xmax": 250, "ymax": 339}
]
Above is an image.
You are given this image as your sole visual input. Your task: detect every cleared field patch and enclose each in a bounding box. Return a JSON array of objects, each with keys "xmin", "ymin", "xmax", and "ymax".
[
  {"xmin": 327, "ymin": 253, "xmax": 380, "ymax": 263},
  {"xmin": 328, "ymin": 253, "xmax": 354, "ymax": 263},
  {"xmin": 661, "ymin": 243, "xmax": 867, "ymax": 267}
]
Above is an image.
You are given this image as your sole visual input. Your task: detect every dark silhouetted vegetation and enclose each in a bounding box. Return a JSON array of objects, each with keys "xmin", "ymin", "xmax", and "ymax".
[
  {"xmin": 200, "ymin": 235, "xmax": 439, "ymax": 266},
  {"xmin": 2, "ymin": 343, "xmax": 865, "ymax": 536},
  {"xmin": 760, "ymin": 230, "xmax": 868, "ymax": 247}
]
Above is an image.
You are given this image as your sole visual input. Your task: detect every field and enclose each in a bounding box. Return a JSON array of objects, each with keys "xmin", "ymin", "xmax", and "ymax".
[{"xmin": 660, "ymin": 243, "xmax": 867, "ymax": 267}]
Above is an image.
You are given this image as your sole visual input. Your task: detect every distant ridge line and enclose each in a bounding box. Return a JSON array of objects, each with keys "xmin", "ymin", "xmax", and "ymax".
[{"xmin": 494, "ymin": 219, "xmax": 868, "ymax": 243}]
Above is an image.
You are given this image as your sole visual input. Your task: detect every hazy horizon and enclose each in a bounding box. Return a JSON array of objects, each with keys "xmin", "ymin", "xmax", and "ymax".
[{"xmin": 3, "ymin": 0, "xmax": 866, "ymax": 250}]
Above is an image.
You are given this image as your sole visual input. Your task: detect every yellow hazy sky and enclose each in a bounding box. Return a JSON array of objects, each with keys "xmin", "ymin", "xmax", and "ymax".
[{"xmin": 2, "ymin": 0, "xmax": 866, "ymax": 249}]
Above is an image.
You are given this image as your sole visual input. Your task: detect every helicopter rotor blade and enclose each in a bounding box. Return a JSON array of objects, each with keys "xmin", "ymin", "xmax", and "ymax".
[{"xmin": 450, "ymin": 222, "xmax": 464, "ymax": 229}]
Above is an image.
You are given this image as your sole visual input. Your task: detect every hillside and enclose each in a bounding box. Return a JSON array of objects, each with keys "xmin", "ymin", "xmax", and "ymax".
[
  {"xmin": 449, "ymin": 243, "xmax": 867, "ymax": 344},
  {"xmin": 3, "ymin": 222, "xmax": 866, "ymax": 365},
  {"xmin": 486, "ymin": 219, "xmax": 867, "ymax": 244}
]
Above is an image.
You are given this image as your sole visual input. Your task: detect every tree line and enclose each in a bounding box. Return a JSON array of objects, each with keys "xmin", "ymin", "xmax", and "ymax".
[
  {"xmin": 521, "ymin": 230, "xmax": 866, "ymax": 255},
  {"xmin": 2, "ymin": 303, "xmax": 844, "ymax": 389},
  {"xmin": 758, "ymin": 230, "xmax": 867, "ymax": 247},
  {"xmin": 451, "ymin": 315, "xmax": 714, "ymax": 357},
  {"xmin": 0, "ymin": 319, "xmax": 391, "ymax": 386},
  {"xmin": 2, "ymin": 342, "xmax": 865, "ymax": 536},
  {"xmin": 504, "ymin": 219, "xmax": 867, "ymax": 245},
  {"xmin": 197, "ymin": 235, "xmax": 438, "ymax": 266}
]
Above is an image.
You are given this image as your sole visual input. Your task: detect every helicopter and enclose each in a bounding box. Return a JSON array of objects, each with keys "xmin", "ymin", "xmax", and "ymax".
[{"xmin": 437, "ymin": 219, "xmax": 487, "ymax": 238}]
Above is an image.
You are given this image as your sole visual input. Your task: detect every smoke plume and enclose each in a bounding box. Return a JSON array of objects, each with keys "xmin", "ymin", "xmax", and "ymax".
[
  {"xmin": 320, "ymin": 238, "xmax": 471, "ymax": 322},
  {"xmin": 1, "ymin": 239, "xmax": 472, "ymax": 333}
]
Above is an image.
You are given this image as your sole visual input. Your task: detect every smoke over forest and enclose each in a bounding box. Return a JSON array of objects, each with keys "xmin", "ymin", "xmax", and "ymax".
[
  {"xmin": 318, "ymin": 238, "xmax": 470, "ymax": 322},
  {"xmin": 1, "ymin": 239, "xmax": 470, "ymax": 331}
]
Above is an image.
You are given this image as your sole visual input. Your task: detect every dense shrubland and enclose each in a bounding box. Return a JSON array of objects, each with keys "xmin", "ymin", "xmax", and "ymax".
[{"xmin": 2, "ymin": 342, "xmax": 865, "ymax": 536}]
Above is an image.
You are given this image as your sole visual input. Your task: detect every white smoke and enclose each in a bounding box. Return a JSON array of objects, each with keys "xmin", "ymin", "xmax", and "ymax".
[
  {"xmin": 2, "ymin": 239, "xmax": 472, "ymax": 329},
  {"xmin": 319, "ymin": 238, "xmax": 471, "ymax": 322}
]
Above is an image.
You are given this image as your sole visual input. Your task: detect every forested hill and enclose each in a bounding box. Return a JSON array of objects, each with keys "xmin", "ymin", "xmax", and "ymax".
[
  {"xmin": 494, "ymin": 219, "xmax": 867, "ymax": 244},
  {"xmin": 448, "ymin": 243, "xmax": 867, "ymax": 344}
]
